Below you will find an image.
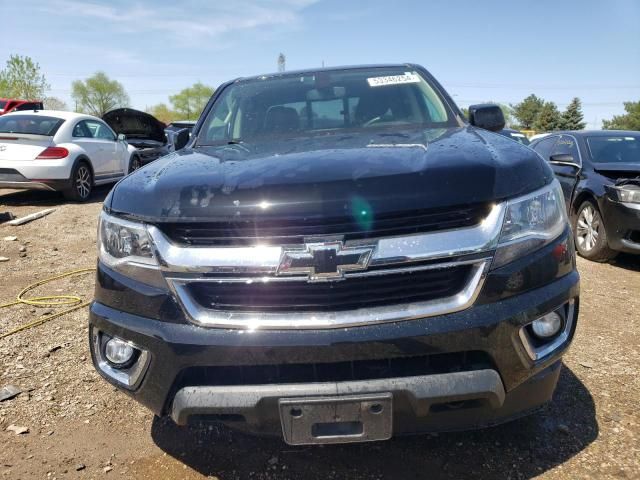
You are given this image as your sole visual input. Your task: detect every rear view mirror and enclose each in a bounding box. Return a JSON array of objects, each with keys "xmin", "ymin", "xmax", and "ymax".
[
  {"xmin": 117, "ymin": 133, "xmax": 126, "ymax": 141},
  {"xmin": 174, "ymin": 128, "xmax": 190, "ymax": 151},
  {"xmin": 468, "ymin": 104, "xmax": 505, "ymax": 132}
]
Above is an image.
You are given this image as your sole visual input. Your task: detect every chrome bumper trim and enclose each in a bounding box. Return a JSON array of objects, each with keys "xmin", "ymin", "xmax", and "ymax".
[
  {"xmin": 166, "ymin": 259, "xmax": 490, "ymax": 330},
  {"xmin": 519, "ymin": 300, "xmax": 576, "ymax": 361},
  {"xmin": 91, "ymin": 329, "xmax": 150, "ymax": 389}
]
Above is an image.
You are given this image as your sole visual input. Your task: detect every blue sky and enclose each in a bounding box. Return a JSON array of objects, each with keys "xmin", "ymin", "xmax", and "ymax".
[{"xmin": 1, "ymin": 0, "xmax": 638, "ymax": 128}]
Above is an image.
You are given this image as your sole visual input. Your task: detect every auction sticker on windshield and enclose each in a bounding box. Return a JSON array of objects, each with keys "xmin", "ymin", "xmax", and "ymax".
[{"xmin": 367, "ymin": 72, "xmax": 420, "ymax": 87}]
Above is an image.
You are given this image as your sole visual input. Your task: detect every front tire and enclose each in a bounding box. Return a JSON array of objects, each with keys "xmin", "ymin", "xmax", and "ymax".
[
  {"xmin": 63, "ymin": 161, "xmax": 93, "ymax": 202},
  {"xmin": 573, "ymin": 200, "xmax": 617, "ymax": 262}
]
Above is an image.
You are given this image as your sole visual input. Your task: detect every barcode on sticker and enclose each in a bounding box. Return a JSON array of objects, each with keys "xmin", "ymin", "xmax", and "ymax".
[{"xmin": 367, "ymin": 73, "xmax": 420, "ymax": 87}]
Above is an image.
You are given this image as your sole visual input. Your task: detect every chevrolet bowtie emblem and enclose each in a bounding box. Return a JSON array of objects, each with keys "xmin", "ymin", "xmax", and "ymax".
[{"xmin": 277, "ymin": 241, "xmax": 376, "ymax": 282}]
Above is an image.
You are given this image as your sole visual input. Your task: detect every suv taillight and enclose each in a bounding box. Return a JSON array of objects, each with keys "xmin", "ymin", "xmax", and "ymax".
[{"xmin": 36, "ymin": 147, "xmax": 69, "ymax": 159}]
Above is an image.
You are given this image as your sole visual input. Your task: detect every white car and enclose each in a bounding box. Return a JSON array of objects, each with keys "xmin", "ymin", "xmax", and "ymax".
[{"xmin": 0, "ymin": 110, "xmax": 139, "ymax": 201}]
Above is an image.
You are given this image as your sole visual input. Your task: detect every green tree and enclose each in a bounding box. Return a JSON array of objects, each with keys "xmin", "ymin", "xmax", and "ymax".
[
  {"xmin": 0, "ymin": 54, "xmax": 49, "ymax": 99},
  {"xmin": 71, "ymin": 72, "xmax": 129, "ymax": 117},
  {"xmin": 533, "ymin": 101, "xmax": 562, "ymax": 132},
  {"xmin": 512, "ymin": 94, "xmax": 544, "ymax": 129},
  {"xmin": 602, "ymin": 101, "xmax": 640, "ymax": 131},
  {"xmin": 495, "ymin": 103, "xmax": 515, "ymax": 128},
  {"xmin": 147, "ymin": 103, "xmax": 175, "ymax": 124},
  {"xmin": 44, "ymin": 97, "xmax": 68, "ymax": 111},
  {"xmin": 169, "ymin": 82, "xmax": 214, "ymax": 120},
  {"xmin": 559, "ymin": 97, "xmax": 586, "ymax": 130}
]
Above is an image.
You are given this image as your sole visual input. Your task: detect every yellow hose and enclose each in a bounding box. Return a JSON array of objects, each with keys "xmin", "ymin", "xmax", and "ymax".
[{"xmin": 0, "ymin": 267, "xmax": 95, "ymax": 339}]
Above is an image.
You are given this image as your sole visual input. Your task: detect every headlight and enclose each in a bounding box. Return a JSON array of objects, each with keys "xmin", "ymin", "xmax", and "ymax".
[
  {"xmin": 493, "ymin": 180, "xmax": 568, "ymax": 268},
  {"xmin": 98, "ymin": 211, "xmax": 164, "ymax": 287},
  {"xmin": 607, "ymin": 184, "xmax": 640, "ymax": 204}
]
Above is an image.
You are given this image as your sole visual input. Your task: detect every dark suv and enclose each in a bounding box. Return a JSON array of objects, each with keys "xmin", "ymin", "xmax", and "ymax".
[{"xmin": 90, "ymin": 65, "xmax": 579, "ymax": 445}]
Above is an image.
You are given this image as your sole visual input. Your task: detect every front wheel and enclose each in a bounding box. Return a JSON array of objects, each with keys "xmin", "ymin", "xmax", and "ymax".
[
  {"xmin": 573, "ymin": 200, "xmax": 617, "ymax": 262},
  {"xmin": 63, "ymin": 162, "xmax": 93, "ymax": 202}
]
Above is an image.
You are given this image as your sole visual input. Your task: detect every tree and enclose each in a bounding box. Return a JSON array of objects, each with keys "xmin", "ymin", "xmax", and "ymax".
[
  {"xmin": 512, "ymin": 94, "xmax": 544, "ymax": 129},
  {"xmin": 0, "ymin": 54, "xmax": 49, "ymax": 99},
  {"xmin": 494, "ymin": 103, "xmax": 515, "ymax": 128},
  {"xmin": 71, "ymin": 72, "xmax": 129, "ymax": 117},
  {"xmin": 559, "ymin": 97, "xmax": 586, "ymax": 130},
  {"xmin": 44, "ymin": 97, "xmax": 68, "ymax": 111},
  {"xmin": 533, "ymin": 101, "xmax": 562, "ymax": 132},
  {"xmin": 602, "ymin": 101, "xmax": 640, "ymax": 131},
  {"xmin": 169, "ymin": 82, "xmax": 214, "ymax": 120},
  {"xmin": 147, "ymin": 103, "xmax": 175, "ymax": 124}
]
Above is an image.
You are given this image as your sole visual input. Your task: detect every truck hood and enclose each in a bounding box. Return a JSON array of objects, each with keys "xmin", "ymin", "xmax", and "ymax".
[
  {"xmin": 103, "ymin": 108, "xmax": 166, "ymax": 145},
  {"xmin": 108, "ymin": 126, "xmax": 553, "ymax": 222}
]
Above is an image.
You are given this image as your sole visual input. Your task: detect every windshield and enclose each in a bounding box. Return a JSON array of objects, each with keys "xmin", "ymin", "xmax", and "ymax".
[
  {"xmin": 197, "ymin": 68, "xmax": 456, "ymax": 145},
  {"xmin": 0, "ymin": 114, "xmax": 64, "ymax": 136},
  {"xmin": 587, "ymin": 135, "xmax": 640, "ymax": 163},
  {"xmin": 0, "ymin": 100, "xmax": 6, "ymax": 109}
]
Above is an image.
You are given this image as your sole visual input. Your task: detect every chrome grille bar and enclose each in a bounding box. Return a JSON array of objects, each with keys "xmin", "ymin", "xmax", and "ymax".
[
  {"xmin": 148, "ymin": 203, "xmax": 505, "ymax": 274},
  {"xmin": 166, "ymin": 260, "xmax": 490, "ymax": 330}
]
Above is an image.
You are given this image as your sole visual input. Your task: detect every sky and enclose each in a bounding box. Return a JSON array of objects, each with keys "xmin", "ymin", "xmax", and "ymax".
[{"xmin": 1, "ymin": 0, "xmax": 639, "ymax": 129}]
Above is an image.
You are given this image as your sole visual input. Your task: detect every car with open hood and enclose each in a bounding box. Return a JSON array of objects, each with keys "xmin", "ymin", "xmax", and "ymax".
[
  {"xmin": 102, "ymin": 108, "xmax": 169, "ymax": 170},
  {"xmin": 90, "ymin": 64, "xmax": 579, "ymax": 445},
  {"xmin": 531, "ymin": 130, "xmax": 640, "ymax": 261}
]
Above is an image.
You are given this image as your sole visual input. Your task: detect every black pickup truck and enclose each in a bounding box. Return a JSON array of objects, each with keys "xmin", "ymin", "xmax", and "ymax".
[{"xmin": 90, "ymin": 64, "xmax": 579, "ymax": 445}]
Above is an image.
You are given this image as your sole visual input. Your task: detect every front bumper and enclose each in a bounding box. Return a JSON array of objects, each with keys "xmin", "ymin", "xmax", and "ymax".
[
  {"xmin": 601, "ymin": 198, "xmax": 640, "ymax": 253},
  {"xmin": 88, "ymin": 228, "xmax": 579, "ymax": 437}
]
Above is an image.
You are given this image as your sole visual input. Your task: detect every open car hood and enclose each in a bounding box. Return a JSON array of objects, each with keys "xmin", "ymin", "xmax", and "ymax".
[{"xmin": 103, "ymin": 108, "xmax": 166, "ymax": 144}]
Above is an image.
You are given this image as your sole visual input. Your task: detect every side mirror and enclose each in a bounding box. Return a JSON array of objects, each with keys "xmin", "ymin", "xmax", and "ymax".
[
  {"xmin": 550, "ymin": 154, "xmax": 580, "ymax": 168},
  {"xmin": 468, "ymin": 104, "xmax": 505, "ymax": 132},
  {"xmin": 173, "ymin": 128, "xmax": 190, "ymax": 151},
  {"xmin": 117, "ymin": 133, "xmax": 126, "ymax": 142}
]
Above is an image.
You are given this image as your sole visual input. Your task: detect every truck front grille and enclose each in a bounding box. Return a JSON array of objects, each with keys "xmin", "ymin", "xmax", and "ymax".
[
  {"xmin": 158, "ymin": 203, "xmax": 491, "ymax": 246},
  {"xmin": 187, "ymin": 264, "xmax": 470, "ymax": 312}
]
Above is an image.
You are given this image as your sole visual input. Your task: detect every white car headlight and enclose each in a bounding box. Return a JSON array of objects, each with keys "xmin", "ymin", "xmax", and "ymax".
[
  {"xmin": 98, "ymin": 212, "xmax": 164, "ymax": 286},
  {"xmin": 493, "ymin": 180, "xmax": 568, "ymax": 268}
]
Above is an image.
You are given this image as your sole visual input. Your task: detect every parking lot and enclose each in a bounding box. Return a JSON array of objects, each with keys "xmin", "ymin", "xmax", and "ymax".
[{"xmin": 0, "ymin": 187, "xmax": 638, "ymax": 479}]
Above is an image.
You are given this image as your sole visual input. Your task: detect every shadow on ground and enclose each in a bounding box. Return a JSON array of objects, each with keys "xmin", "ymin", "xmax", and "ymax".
[
  {"xmin": 0, "ymin": 185, "xmax": 111, "ymax": 209},
  {"xmin": 610, "ymin": 253, "xmax": 640, "ymax": 272},
  {"xmin": 150, "ymin": 366, "xmax": 597, "ymax": 479}
]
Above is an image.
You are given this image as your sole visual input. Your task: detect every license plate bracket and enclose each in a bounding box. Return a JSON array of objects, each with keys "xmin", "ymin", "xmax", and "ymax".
[{"xmin": 279, "ymin": 393, "xmax": 392, "ymax": 445}]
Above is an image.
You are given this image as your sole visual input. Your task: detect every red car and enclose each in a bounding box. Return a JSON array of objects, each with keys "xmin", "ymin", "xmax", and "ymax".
[{"xmin": 0, "ymin": 98, "xmax": 44, "ymax": 115}]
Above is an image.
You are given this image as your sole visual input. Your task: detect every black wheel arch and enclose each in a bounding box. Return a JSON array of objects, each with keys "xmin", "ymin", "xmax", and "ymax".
[{"xmin": 72, "ymin": 155, "xmax": 95, "ymax": 184}]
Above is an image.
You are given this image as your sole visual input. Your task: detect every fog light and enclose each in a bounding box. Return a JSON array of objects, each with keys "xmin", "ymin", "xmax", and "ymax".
[
  {"xmin": 104, "ymin": 337, "xmax": 135, "ymax": 367},
  {"xmin": 531, "ymin": 312, "xmax": 562, "ymax": 338}
]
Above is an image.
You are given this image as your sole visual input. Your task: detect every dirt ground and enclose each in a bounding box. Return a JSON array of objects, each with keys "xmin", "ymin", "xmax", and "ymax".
[{"xmin": 1, "ymin": 187, "xmax": 639, "ymax": 480}]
